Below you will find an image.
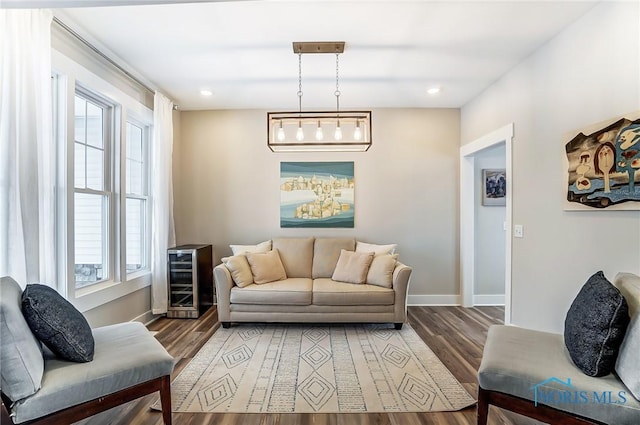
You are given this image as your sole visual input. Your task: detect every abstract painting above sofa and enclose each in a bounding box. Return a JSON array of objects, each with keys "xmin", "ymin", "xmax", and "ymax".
[{"xmin": 280, "ymin": 162, "xmax": 355, "ymax": 228}]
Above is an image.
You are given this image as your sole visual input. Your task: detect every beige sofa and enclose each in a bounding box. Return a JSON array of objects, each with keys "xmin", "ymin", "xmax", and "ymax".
[{"xmin": 214, "ymin": 237, "xmax": 412, "ymax": 329}]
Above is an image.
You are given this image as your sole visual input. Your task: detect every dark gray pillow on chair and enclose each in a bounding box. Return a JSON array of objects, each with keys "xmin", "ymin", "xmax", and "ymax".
[
  {"xmin": 564, "ymin": 271, "xmax": 629, "ymax": 377},
  {"xmin": 22, "ymin": 284, "xmax": 94, "ymax": 362}
]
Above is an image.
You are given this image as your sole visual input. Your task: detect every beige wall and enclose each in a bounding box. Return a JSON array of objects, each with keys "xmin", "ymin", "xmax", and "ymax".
[
  {"xmin": 84, "ymin": 286, "xmax": 151, "ymax": 327},
  {"xmin": 174, "ymin": 108, "xmax": 461, "ymax": 300},
  {"xmin": 461, "ymin": 2, "xmax": 640, "ymax": 332}
]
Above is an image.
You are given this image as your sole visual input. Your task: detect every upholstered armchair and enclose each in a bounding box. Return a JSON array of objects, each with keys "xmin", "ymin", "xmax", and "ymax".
[{"xmin": 0, "ymin": 276, "xmax": 174, "ymax": 424}]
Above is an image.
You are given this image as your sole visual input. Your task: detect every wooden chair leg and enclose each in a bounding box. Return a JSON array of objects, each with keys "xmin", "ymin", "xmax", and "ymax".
[
  {"xmin": 477, "ymin": 387, "xmax": 489, "ymax": 425},
  {"xmin": 160, "ymin": 375, "xmax": 172, "ymax": 425}
]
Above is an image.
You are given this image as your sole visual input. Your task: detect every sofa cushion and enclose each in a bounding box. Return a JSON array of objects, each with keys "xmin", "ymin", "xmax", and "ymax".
[
  {"xmin": 22, "ymin": 284, "xmax": 94, "ymax": 363},
  {"xmin": 312, "ymin": 278, "xmax": 394, "ymax": 306},
  {"xmin": 222, "ymin": 255, "xmax": 254, "ymax": 287},
  {"xmin": 615, "ymin": 272, "xmax": 640, "ymax": 401},
  {"xmin": 332, "ymin": 250, "xmax": 374, "ymax": 284},
  {"xmin": 230, "ymin": 278, "xmax": 313, "ymax": 305},
  {"xmin": 273, "ymin": 237, "xmax": 314, "ymax": 278},
  {"xmin": 312, "ymin": 238, "xmax": 355, "ymax": 279},
  {"xmin": 10, "ymin": 322, "xmax": 174, "ymax": 424},
  {"xmin": 0, "ymin": 276, "xmax": 44, "ymax": 401},
  {"xmin": 356, "ymin": 241, "xmax": 397, "ymax": 255},
  {"xmin": 564, "ymin": 271, "xmax": 629, "ymax": 377},
  {"xmin": 245, "ymin": 249, "xmax": 287, "ymax": 284},
  {"xmin": 230, "ymin": 240, "xmax": 271, "ymax": 255},
  {"xmin": 366, "ymin": 254, "xmax": 399, "ymax": 288},
  {"xmin": 479, "ymin": 325, "xmax": 640, "ymax": 425}
]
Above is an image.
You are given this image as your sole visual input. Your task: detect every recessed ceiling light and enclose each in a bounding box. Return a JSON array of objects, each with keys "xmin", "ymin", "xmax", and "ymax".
[
  {"xmin": 200, "ymin": 90, "xmax": 213, "ymax": 96},
  {"xmin": 427, "ymin": 87, "xmax": 441, "ymax": 95}
]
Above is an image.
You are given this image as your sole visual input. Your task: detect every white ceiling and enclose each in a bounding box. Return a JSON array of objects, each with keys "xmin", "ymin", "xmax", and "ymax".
[{"xmin": 50, "ymin": 1, "xmax": 598, "ymax": 111}]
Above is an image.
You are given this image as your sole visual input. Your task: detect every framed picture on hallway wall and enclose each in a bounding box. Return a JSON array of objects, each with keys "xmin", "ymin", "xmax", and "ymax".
[
  {"xmin": 280, "ymin": 162, "xmax": 354, "ymax": 228},
  {"xmin": 482, "ymin": 169, "xmax": 506, "ymax": 206}
]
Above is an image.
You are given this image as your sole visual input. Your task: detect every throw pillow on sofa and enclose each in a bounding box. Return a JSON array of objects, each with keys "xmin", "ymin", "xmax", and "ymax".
[
  {"xmin": 230, "ymin": 240, "xmax": 272, "ymax": 255},
  {"xmin": 366, "ymin": 254, "xmax": 399, "ymax": 288},
  {"xmin": 22, "ymin": 284, "xmax": 94, "ymax": 363},
  {"xmin": 245, "ymin": 249, "xmax": 287, "ymax": 284},
  {"xmin": 222, "ymin": 255, "xmax": 254, "ymax": 287},
  {"xmin": 332, "ymin": 249, "xmax": 375, "ymax": 284},
  {"xmin": 564, "ymin": 271, "xmax": 629, "ymax": 377},
  {"xmin": 355, "ymin": 241, "xmax": 397, "ymax": 256}
]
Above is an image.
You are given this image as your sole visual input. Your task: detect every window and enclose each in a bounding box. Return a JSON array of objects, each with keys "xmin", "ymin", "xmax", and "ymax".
[
  {"xmin": 125, "ymin": 121, "xmax": 150, "ymax": 274},
  {"xmin": 51, "ymin": 39, "xmax": 154, "ymax": 312},
  {"xmin": 73, "ymin": 91, "xmax": 112, "ymax": 288}
]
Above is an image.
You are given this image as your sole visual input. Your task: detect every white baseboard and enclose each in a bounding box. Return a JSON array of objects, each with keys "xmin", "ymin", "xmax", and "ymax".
[
  {"xmin": 473, "ymin": 294, "xmax": 505, "ymax": 306},
  {"xmin": 407, "ymin": 294, "xmax": 505, "ymax": 306},
  {"xmin": 407, "ymin": 294, "xmax": 461, "ymax": 306},
  {"xmin": 132, "ymin": 310, "xmax": 160, "ymax": 326}
]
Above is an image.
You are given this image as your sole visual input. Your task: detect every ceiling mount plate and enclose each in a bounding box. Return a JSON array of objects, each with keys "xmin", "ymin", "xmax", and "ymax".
[{"xmin": 292, "ymin": 41, "xmax": 345, "ymax": 54}]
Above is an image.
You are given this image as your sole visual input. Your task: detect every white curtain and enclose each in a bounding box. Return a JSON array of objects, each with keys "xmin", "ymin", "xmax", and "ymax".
[
  {"xmin": 151, "ymin": 92, "xmax": 176, "ymax": 314},
  {"xmin": 0, "ymin": 10, "xmax": 56, "ymax": 288}
]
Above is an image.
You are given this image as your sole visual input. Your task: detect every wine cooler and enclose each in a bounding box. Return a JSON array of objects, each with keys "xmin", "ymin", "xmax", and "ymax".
[{"xmin": 166, "ymin": 244, "xmax": 213, "ymax": 319}]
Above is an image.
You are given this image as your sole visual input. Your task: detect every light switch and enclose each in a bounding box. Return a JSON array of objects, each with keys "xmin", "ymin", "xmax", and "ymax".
[{"xmin": 514, "ymin": 224, "xmax": 524, "ymax": 238}]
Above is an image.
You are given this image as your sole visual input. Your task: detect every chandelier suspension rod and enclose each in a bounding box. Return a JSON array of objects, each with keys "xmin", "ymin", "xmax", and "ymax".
[
  {"xmin": 335, "ymin": 53, "xmax": 341, "ymax": 114},
  {"xmin": 298, "ymin": 50, "xmax": 303, "ymax": 115}
]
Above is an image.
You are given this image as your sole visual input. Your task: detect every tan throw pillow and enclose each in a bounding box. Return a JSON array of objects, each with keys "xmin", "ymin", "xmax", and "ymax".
[
  {"xmin": 230, "ymin": 240, "xmax": 272, "ymax": 255},
  {"xmin": 355, "ymin": 241, "xmax": 397, "ymax": 256},
  {"xmin": 245, "ymin": 249, "xmax": 287, "ymax": 284},
  {"xmin": 221, "ymin": 255, "xmax": 253, "ymax": 287},
  {"xmin": 332, "ymin": 249, "xmax": 375, "ymax": 285},
  {"xmin": 366, "ymin": 254, "xmax": 399, "ymax": 288}
]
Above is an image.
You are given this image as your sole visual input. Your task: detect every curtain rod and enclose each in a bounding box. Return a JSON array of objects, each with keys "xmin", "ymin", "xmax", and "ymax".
[{"xmin": 53, "ymin": 16, "xmax": 172, "ymax": 106}]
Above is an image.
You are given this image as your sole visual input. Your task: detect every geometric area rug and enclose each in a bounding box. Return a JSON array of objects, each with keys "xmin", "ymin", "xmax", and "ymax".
[{"xmin": 159, "ymin": 323, "xmax": 475, "ymax": 413}]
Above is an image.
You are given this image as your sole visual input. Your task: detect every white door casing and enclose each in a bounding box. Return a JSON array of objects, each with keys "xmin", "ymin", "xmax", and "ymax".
[{"xmin": 460, "ymin": 123, "xmax": 513, "ymax": 324}]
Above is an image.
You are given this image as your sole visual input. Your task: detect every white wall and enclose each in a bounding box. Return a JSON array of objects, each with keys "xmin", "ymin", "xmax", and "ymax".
[
  {"xmin": 174, "ymin": 108, "xmax": 461, "ymax": 301},
  {"xmin": 461, "ymin": 2, "xmax": 640, "ymax": 333},
  {"xmin": 474, "ymin": 144, "xmax": 506, "ymax": 299}
]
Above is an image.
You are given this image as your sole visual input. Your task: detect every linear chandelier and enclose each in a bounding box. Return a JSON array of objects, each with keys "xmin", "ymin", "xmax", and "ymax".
[{"xmin": 267, "ymin": 42, "xmax": 372, "ymax": 152}]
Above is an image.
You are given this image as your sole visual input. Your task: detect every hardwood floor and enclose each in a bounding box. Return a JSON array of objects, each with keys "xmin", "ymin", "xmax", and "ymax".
[{"xmin": 75, "ymin": 306, "xmax": 542, "ymax": 425}]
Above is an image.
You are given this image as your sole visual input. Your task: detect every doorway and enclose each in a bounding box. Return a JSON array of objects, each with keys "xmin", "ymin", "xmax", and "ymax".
[{"xmin": 460, "ymin": 124, "xmax": 513, "ymax": 324}]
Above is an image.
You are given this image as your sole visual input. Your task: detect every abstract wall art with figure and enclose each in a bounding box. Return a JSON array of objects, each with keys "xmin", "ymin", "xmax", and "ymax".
[
  {"xmin": 564, "ymin": 113, "xmax": 640, "ymax": 210},
  {"xmin": 482, "ymin": 169, "xmax": 506, "ymax": 206},
  {"xmin": 280, "ymin": 162, "xmax": 355, "ymax": 228}
]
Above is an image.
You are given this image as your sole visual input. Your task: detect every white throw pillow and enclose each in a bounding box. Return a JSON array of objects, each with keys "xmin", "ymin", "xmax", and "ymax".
[
  {"xmin": 366, "ymin": 254, "xmax": 399, "ymax": 288},
  {"xmin": 332, "ymin": 249, "xmax": 375, "ymax": 285},
  {"xmin": 245, "ymin": 249, "xmax": 287, "ymax": 284},
  {"xmin": 355, "ymin": 241, "xmax": 397, "ymax": 256},
  {"xmin": 221, "ymin": 255, "xmax": 254, "ymax": 288},
  {"xmin": 230, "ymin": 240, "xmax": 272, "ymax": 256}
]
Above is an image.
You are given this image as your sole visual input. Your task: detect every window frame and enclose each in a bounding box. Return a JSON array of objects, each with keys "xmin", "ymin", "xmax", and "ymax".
[
  {"xmin": 73, "ymin": 87, "xmax": 115, "ymax": 289},
  {"xmin": 52, "ymin": 49, "xmax": 153, "ymax": 313},
  {"xmin": 124, "ymin": 118, "xmax": 151, "ymax": 277}
]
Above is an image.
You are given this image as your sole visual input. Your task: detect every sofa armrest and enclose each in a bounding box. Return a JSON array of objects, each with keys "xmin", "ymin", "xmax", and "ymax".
[
  {"xmin": 214, "ymin": 264, "xmax": 235, "ymax": 322},
  {"xmin": 392, "ymin": 262, "xmax": 412, "ymax": 323}
]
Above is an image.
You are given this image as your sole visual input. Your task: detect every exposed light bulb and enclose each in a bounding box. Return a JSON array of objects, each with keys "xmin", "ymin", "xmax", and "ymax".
[
  {"xmin": 315, "ymin": 121, "xmax": 323, "ymax": 141},
  {"xmin": 334, "ymin": 121, "xmax": 342, "ymax": 141},
  {"xmin": 296, "ymin": 122, "xmax": 304, "ymax": 141},
  {"xmin": 277, "ymin": 121, "xmax": 285, "ymax": 142},
  {"xmin": 353, "ymin": 121, "xmax": 362, "ymax": 141}
]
